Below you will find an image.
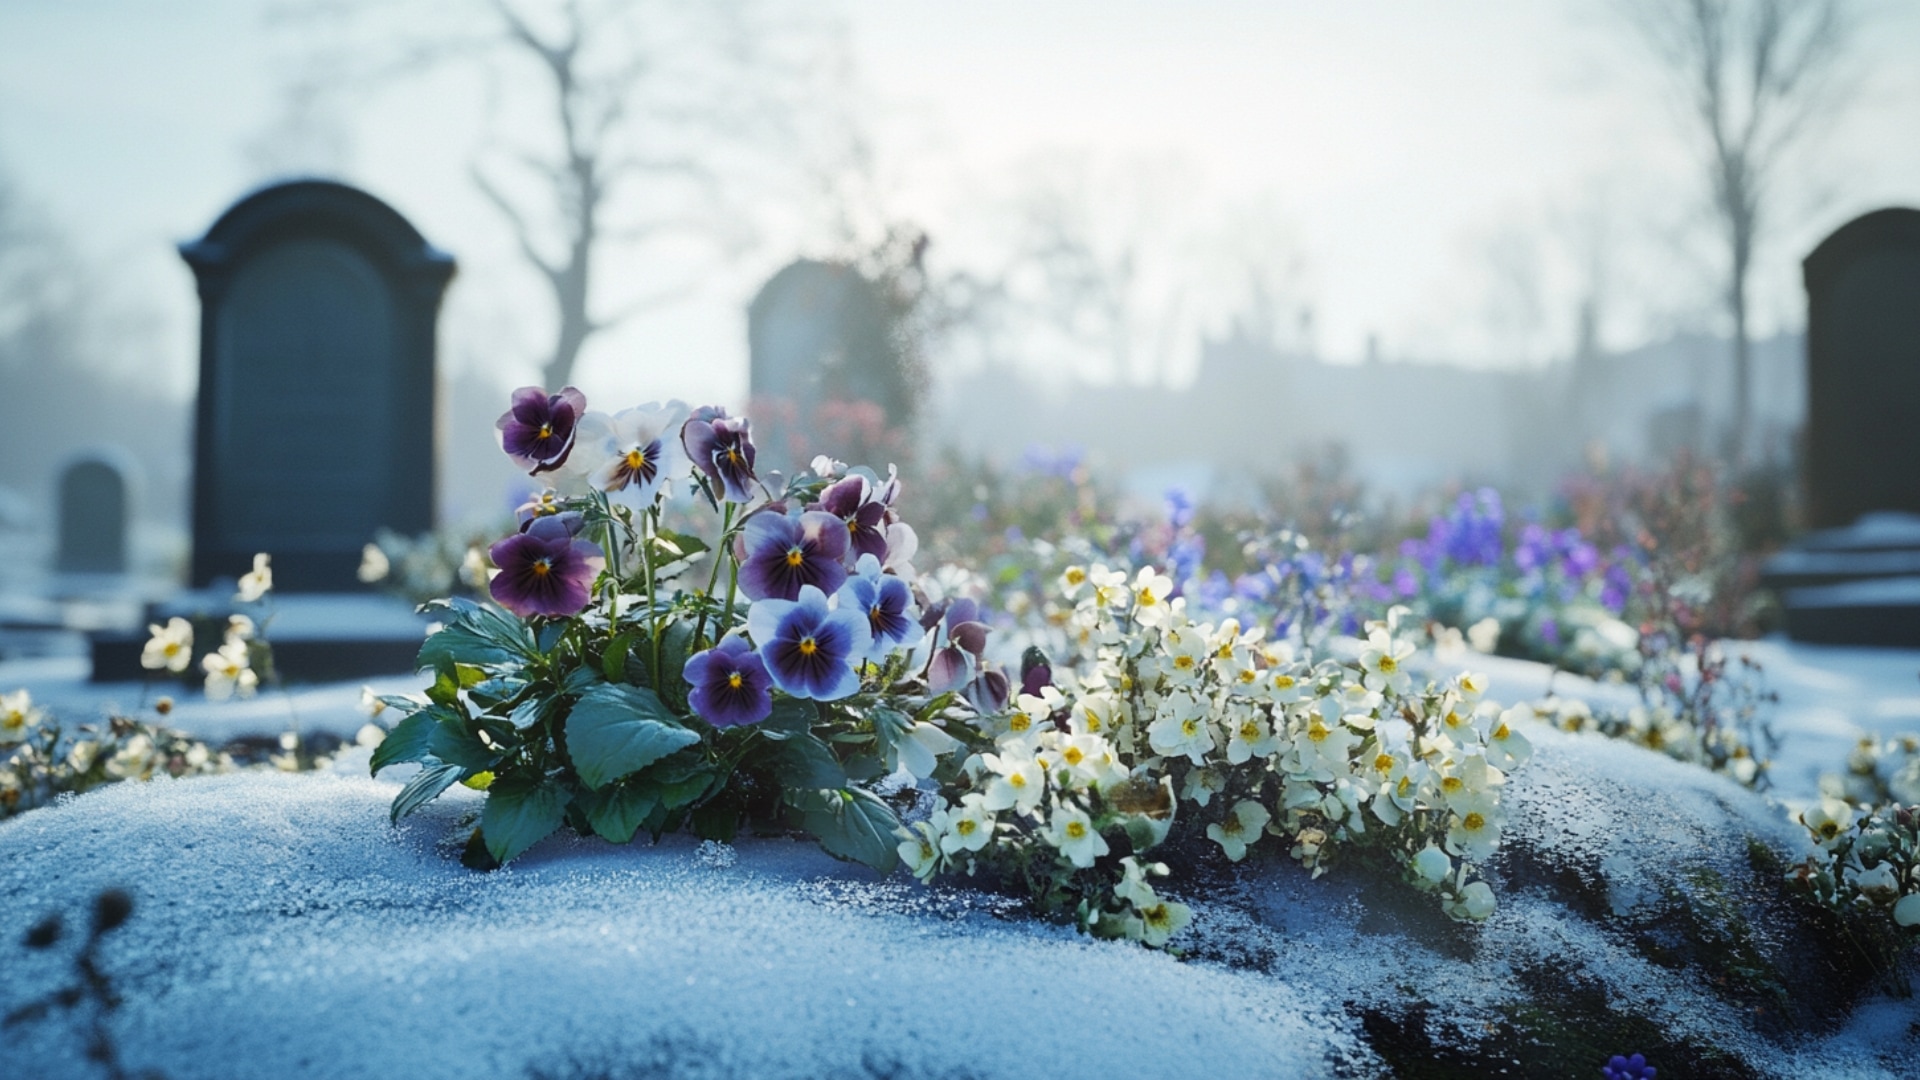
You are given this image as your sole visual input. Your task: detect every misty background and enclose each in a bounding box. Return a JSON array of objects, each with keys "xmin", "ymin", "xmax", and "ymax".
[{"xmin": 4, "ymin": 0, "xmax": 1919, "ymax": 570}]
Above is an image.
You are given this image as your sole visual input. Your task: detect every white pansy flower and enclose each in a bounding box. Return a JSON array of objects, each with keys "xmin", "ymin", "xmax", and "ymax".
[
  {"xmin": 940, "ymin": 793, "xmax": 996, "ymax": 854},
  {"xmin": 1135, "ymin": 898, "xmax": 1193, "ymax": 947},
  {"xmin": 1181, "ymin": 766, "xmax": 1226, "ymax": 808},
  {"xmin": 1086, "ymin": 564, "xmax": 1130, "ymax": 611},
  {"xmin": 66, "ymin": 739, "xmax": 100, "ymax": 773},
  {"xmin": 1205, "ymin": 800, "xmax": 1271, "ymax": 862},
  {"xmin": 1224, "ymin": 709, "xmax": 1280, "ymax": 765},
  {"xmin": 1486, "ymin": 706, "xmax": 1534, "ymax": 769},
  {"xmin": 897, "ymin": 819, "xmax": 944, "ymax": 883},
  {"xmin": 1411, "ymin": 843, "xmax": 1453, "ymax": 885},
  {"xmin": 0, "ymin": 689, "xmax": 41, "ymax": 746},
  {"xmin": 357, "ymin": 543, "xmax": 391, "ymax": 583},
  {"xmin": 1466, "ymin": 617, "xmax": 1501, "ymax": 654},
  {"xmin": 981, "ymin": 752, "xmax": 1046, "ymax": 815},
  {"xmin": 200, "ymin": 640, "xmax": 259, "ymax": 701},
  {"xmin": 580, "ymin": 402, "xmax": 690, "ymax": 509},
  {"xmin": 1042, "ymin": 801, "xmax": 1109, "ymax": 868},
  {"xmin": 1070, "ymin": 691, "xmax": 1125, "ymax": 738},
  {"xmin": 1358, "ymin": 627, "xmax": 1414, "ymax": 694},
  {"xmin": 1147, "ymin": 692, "xmax": 1214, "ymax": 765},
  {"xmin": 1131, "ymin": 567, "xmax": 1174, "ymax": 627},
  {"xmin": 1849, "ymin": 861, "xmax": 1900, "ymax": 902},
  {"xmin": 1058, "ymin": 564, "xmax": 1090, "ymax": 600},
  {"xmin": 225, "ymin": 614, "xmax": 255, "ymax": 644},
  {"xmin": 1444, "ymin": 800, "xmax": 1506, "ymax": 862},
  {"xmin": 1444, "ymin": 880, "xmax": 1497, "ymax": 921},
  {"xmin": 885, "ymin": 721, "xmax": 962, "ymax": 779},
  {"xmin": 1799, "ymin": 798, "xmax": 1856, "ymax": 851},
  {"xmin": 1158, "ymin": 624, "xmax": 1210, "ymax": 685},
  {"xmin": 141, "ymin": 617, "xmax": 195, "ymax": 674},
  {"xmin": 236, "ymin": 552, "xmax": 273, "ymax": 602},
  {"xmin": 104, "ymin": 734, "xmax": 155, "ymax": 780}
]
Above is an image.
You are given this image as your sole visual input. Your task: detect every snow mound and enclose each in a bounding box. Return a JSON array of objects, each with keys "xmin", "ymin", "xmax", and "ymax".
[{"xmin": 0, "ymin": 771, "xmax": 1363, "ymax": 1080}]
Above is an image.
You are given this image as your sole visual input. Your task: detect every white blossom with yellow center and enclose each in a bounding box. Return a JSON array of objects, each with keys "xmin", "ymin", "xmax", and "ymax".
[
  {"xmin": 1205, "ymin": 799, "xmax": 1272, "ymax": 862},
  {"xmin": 980, "ymin": 752, "xmax": 1047, "ymax": 815},
  {"xmin": 1042, "ymin": 801, "xmax": 1109, "ymax": 868},
  {"xmin": 0, "ymin": 689, "xmax": 42, "ymax": 746},
  {"xmin": 1147, "ymin": 692, "xmax": 1215, "ymax": 765},
  {"xmin": 939, "ymin": 792, "xmax": 996, "ymax": 855},
  {"xmin": 140, "ymin": 617, "xmax": 195, "ymax": 674}
]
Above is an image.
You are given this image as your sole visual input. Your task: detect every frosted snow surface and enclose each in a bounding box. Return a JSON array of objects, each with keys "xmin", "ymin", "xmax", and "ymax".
[{"xmin": 0, "ymin": 771, "xmax": 1363, "ymax": 1080}]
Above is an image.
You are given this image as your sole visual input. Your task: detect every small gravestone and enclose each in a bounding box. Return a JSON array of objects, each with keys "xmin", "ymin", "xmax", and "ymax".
[
  {"xmin": 55, "ymin": 455, "xmax": 129, "ymax": 574},
  {"xmin": 1803, "ymin": 207, "xmax": 1920, "ymax": 530},
  {"xmin": 1762, "ymin": 208, "xmax": 1920, "ymax": 644},
  {"xmin": 747, "ymin": 259, "xmax": 911, "ymax": 469},
  {"xmin": 179, "ymin": 180, "xmax": 454, "ymax": 591}
]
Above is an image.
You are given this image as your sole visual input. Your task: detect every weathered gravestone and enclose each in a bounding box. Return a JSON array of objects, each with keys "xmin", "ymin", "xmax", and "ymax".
[
  {"xmin": 54, "ymin": 454, "xmax": 129, "ymax": 574},
  {"xmin": 1762, "ymin": 208, "xmax": 1920, "ymax": 644},
  {"xmin": 179, "ymin": 180, "xmax": 454, "ymax": 591},
  {"xmin": 1803, "ymin": 207, "xmax": 1920, "ymax": 530},
  {"xmin": 747, "ymin": 259, "xmax": 913, "ymax": 469}
]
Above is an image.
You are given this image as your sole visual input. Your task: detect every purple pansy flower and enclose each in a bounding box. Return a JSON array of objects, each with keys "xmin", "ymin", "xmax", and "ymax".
[
  {"xmin": 738, "ymin": 510, "xmax": 849, "ymax": 602},
  {"xmin": 925, "ymin": 597, "xmax": 989, "ymax": 694},
  {"xmin": 681, "ymin": 408, "xmax": 758, "ymax": 503},
  {"xmin": 835, "ymin": 554, "xmax": 920, "ymax": 660},
  {"xmin": 814, "ymin": 474, "xmax": 890, "ymax": 566},
  {"xmin": 1600, "ymin": 1053, "xmax": 1655, "ymax": 1080},
  {"xmin": 747, "ymin": 585, "xmax": 871, "ymax": 701},
  {"xmin": 497, "ymin": 386, "xmax": 587, "ymax": 475},
  {"xmin": 683, "ymin": 635, "xmax": 773, "ymax": 727},
  {"xmin": 963, "ymin": 666, "xmax": 1009, "ymax": 714},
  {"xmin": 488, "ymin": 512, "xmax": 604, "ymax": 618}
]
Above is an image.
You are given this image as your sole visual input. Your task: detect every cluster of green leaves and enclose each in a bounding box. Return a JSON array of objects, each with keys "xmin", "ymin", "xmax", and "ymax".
[{"xmin": 371, "ymin": 597, "xmax": 961, "ymax": 873}]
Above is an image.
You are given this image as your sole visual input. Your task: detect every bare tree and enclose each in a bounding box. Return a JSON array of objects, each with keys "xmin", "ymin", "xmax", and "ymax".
[
  {"xmin": 270, "ymin": 0, "xmax": 850, "ymax": 390},
  {"xmin": 1623, "ymin": 0, "xmax": 1854, "ymax": 464}
]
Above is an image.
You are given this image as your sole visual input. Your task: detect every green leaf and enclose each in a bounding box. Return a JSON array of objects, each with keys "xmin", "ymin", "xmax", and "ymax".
[
  {"xmin": 426, "ymin": 668, "xmax": 461, "ymax": 706},
  {"xmin": 802, "ymin": 788, "xmax": 902, "ymax": 873},
  {"xmin": 870, "ymin": 706, "xmax": 913, "ymax": 761},
  {"xmin": 648, "ymin": 754, "xmax": 718, "ymax": 810},
  {"xmin": 757, "ymin": 698, "xmax": 817, "ymax": 741},
  {"xmin": 767, "ymin": 732, "xmax": 846, "ymax": 789},
  {"xmin": 602, "ymin": 631, "xmax": 636, "ymax": 684},
  {"xmin": 560, "ymin": 664, "xmax": 602, "ymax": 696},
  {"xmin": 417, "ymin": 623, "xmax": 519, "ymax": 673},
  {"xmin": 564, "ymin": 683, "xmax": 702, "ymax": 789},
  {"xmin": 369, "ymin": 710, "xmax": 437, "ymax": 775},
  {"xmin": 481, "ymin": 778, "xmax": 570, "ymax": 864},
  {"xmin": 574, "ymin": 784, "xmax": 658, "ymax": 844},
  {"xmin": 426, "ymin": 709, "xmax": 501, "ymax": 772},
  {"xmin": 389, "ymin": 762, "xmax": 463, "ymax": 824},
  {"xmin": 690, "ymin": 802, "xmax": 738, "ymax": 842}
]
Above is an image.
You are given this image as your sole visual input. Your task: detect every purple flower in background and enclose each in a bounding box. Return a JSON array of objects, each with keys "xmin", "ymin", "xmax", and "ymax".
[
  {"xmin": 1600, "ymin": 1053, "xmax": 1655, "ymax": 1080},
  {"xmin": 488, "ymin": 513, "xmax": 604, "ymax": 618},
  {"xmin": 682, "ymin": 409, "xmax": 758, "ymax": 502},
  {"xmin": 738, "ymin": 510, "xmax": 850, "ymax": 602},
  {"xmin": 1564, "ymin": 539, "xmax": 1600, "ymax": 578},
  {"xmin": 836, "ymin": 554, "xmax": 920, "ymax": 660},
  {"xmin": 1538, "ymin": 615, "xmax": 1561, "ymax": 648},
  {"xmin": 683, "ymin": 636, "xmax": 773, "ymax": 727},
  {"xmin": 1164, "ymin": 487, "xmax": 1195, "ymax": 529},
  {"xmin": 1392, "ymin": 567, "xmax": 1419, "ymax": 599},
  {"xmin": 814, "ymin": 474, "xmax": 890, "ymax": 565},
  {"xmin": 963, "ymin": 666, "xmax": 1010, "ymax": 714},
  {"xmin": 497, "ymin": 386, "xmax": 587, "ymax": 475},
  {"xmin": 747, "ymin": 585, "xmax": 871, "ymax": 701}
]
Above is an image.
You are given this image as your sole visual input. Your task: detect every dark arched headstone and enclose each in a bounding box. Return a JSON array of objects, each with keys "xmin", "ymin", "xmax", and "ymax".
[
  {"xmin": 180, "ymin": 181, "xmax": 455, "ymax": 591},
  {"xmin": 1803, "ymin": 207, "xmax": 1920, "ymax": 530},
  {"xmin": 55, "ymin": 456, "xmax": 128, "ymax": 574}
]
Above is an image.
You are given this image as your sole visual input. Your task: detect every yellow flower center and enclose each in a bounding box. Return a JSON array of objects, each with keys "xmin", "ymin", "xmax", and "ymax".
[
  {"xmin": 1009, "ymin": 773, "xmax": 1027, "ymax": 789},
  {"xmin": 1063, "ymin": 746, "xmax": 1085, "ymax": 766},
  {"xmin": 1173, "ymin": 655, "xmax": 1195, "ymax": 670},
  {"xmin": 1441, "ymin": 776, "xmax": 1464, "ymax": 795},
  {"xmin": 798, "ymin": 637, "xmax": 818, "ymax": 656},
  {"xmin": 1138, "ymin": 588, "xmax": 1158, "ymax": 607},
  {"xmin": 531, "ymin": 559, "xmax": 552, "ymax": 577},
  {"xmin": 1009, "ymin": 713, "xmax": 1032, "ymax": 733},
  {"xmin": 1181, "ymin": 718, "xmax": 1201, "ymax": 738},
  {"xmin": 956, "ymin": 819, "xmax": 977, "ymax": 837},
  {"xmin": 727, "ymin": 673, "xmax": 743, "ymax": 689},
  {"xmin": 1818, "ymin": 822, "xmax": 1840, "ymax": 840},
  {"xmin": 1463, "ymin": 811, "xmax": 1486, "ymax": 831},
  {"xmin": 625, "ymin": 448, "xmax": 647, "ymax": 470},
  {"xmin": 1065, "ymin": 820, "xmax": 1087, "ymax": 840},
  {"xmin": 1083, "ymin": 708, "xmax": 1103, "ymax": 732},
  {"xmin": 1377, "ymin": 656, "xmax": 1397, "ymax": 673},
  {"xmin": 1445, "ymin": 711, "xmax": 1466, "ymax": 729},
  {"xmin": 725, "ymin": 448, "xmax": 742, "ymax": 465},
  {"xmin": 1065, "ymin": 568, "xmax": 1086, "ymax": 586},
  {"xmin": 1222, "ymin": 814, "xmax": 1244, "ymax": 836},
  {"xmin": 1307, "ymin": 721, "xmax": 1329, "ymax": 743},
  {"xmin": 1397, "ymin": 775, "xmax": 1415, "ymax": 797},
  {"xmin": 1238, "ymin": 669, "xmax": 1258, "ymax": 684},
  {"xmin": 1144, "ymin": 904, "xmax": 1172, "ymax": 929},
  {"xmin": 1273, "ymin": 675, "xmax": 1295, "ymax": 690},
  {"xmin": 785, "ymin": 549, "xmax": 805, "ymax": 567},
  {"xmin": 1373, "ymin": 753, "xmax": 1395, "ymax": 775},
  {"xmin": 538, "ymin": 424, "xmax": 553, "ymax": 439},
  {"xmin": 1492, "ymin": 723, "xmax": 1510, "ymax": 741},
  {"xmin": 1239, "ymin": 720, "xmax": 1261, "ymax": 740}
]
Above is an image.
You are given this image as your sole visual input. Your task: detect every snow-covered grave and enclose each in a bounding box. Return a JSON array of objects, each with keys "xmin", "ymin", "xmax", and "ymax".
[{"xmin": 3, "ymin": 638, "xmax": 1918, "ymax": 1078}]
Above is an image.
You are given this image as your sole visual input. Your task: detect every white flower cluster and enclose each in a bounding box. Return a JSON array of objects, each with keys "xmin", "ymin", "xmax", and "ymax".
[
  {"xmin": 140, "ymin": 552, "xmax": 276, "ymax": 701},
  {"xmin": 1790, "ymin": 796, "xmax": 1920, "ymax": 932},
  {"xmin": 1524, "ymin": 694, "xmax": 1764, "ymax": 786},
  {"xmin": 1823, "ymin": 733, "xmax": 1920, "ymax": 809},
  {"xmin": 902, "ymin": 564, "xmax": 1529, "ymax": 943},
  {"xmin": 0, "ymin": 690, "xmax": 233, "ymax": 818}
]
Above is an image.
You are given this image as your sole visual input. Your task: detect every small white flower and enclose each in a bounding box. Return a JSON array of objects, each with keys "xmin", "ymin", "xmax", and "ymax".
[
  {"xmin": 1042, "ymin": 801, "xmax": 1109, "ymax": 868},
  {"xmin": 236, "ymin": 552, "xmax": 273, "ymax": 602},
  {"xmin": 1466, "ymin": 617, "xmax": 1501, "ymax": 654},
  {"xmin": 1058, "ymin": 564, "xmax": 1090, "ymax": 600},
  {"xmin": 1147, "ymin": 692, "xmax": 1214, "ymax": 765},
  {"xmin": 1181, "ymin": 766, "xmax": 1225, "ymax": 808},
  {"xmin": 461, "ymin": 546, "xmax": 492, "ymax": 589},
  {"xmin": 809, "ymin": 454, "xmax": 847, "ymax": 479},
  {"xmin": 1114, "ymin": 855, "xmax": 1166, "ymax": 909},
  {"xmin": 1070, "ymin": 691, "xmax": 1125, "ymax": 738},
  {"xmin": 1444, "ymin": 880, "xmax": 1497, "ymax": 921},
  {"xmin": 200, "ymin": 640, "xmax": 259, "ymax": 701},
  {"xmin": 1486, "ymin": 707, "xmax": 1533, "ymax": 770},
  {"xmin": 357, "ymin": 543, "xmax": 391, "ymax": 583},
  {"xmin": 141, "ymin": 617, "xmax": 195, "ymax": 674},
  {"xmin": 1444, "ymin": 800, "xmax": 1505, "ymax": 862},
  {"xmin": 981, "ymin": 752, "xmax": 1046, "ymax": 815},
  {"xmin": 1205, "ymin": 800, "xmax": 1271, "ymax": 862},
  {"xmin": 884, "ymin": 721, "xmax": 962, "ymax": 779},
  {"xmin": 358, "ymin": 686, "xmax": 388, "ymax": 718},
  {"xmin": 1131, "ymin": 567, "xmax": 1174, "ymax": 627},
  {"xmin": 1895, "ymin": 892, "xmax": 1920, "ymax": 927},
  {"xmin": 1849, "ymin": 861, "xmax": 1900, "ymax": 902},
  {"xmin": 1411, "ymin": 843, "xmax": 1453, "ymax": 885},
  {"xmin": 896, "ymin": 819, "xmax": 944, "ymax": 883},
  {"xmin": 0, "ymin": 689, "xmax": 41, "ymax": 746},
  {"xmin": 1135, "ymin": 898, "xmax": 1192, "ymax": 947},
  {"xmin": 940, "ymin": 793, "xmax": 996, "ymax": 854},
  {"xmin": 1799, "ymin": 798, "xmax": 1856, "ymax": 851},
  {"xmin": 354, "ymin": 723, "xmax": 387, "ymax": 748},
  {"xmin": 581, "ymin": 402, "xmax": 691, "ymax": 509},
  {"xmin": 224, "ymin": 614, "xmax": 255, "ymax": 645},
  {"xmin": 1224, "ymin": 708, "xmax": 1280, "ymax": 765},
  {"xmin": 104, "ymin": 734, "xmax": 155, "ymax": 780},
  {"xmin": 1358, "ymin": 628, "xmax": 1414, "ymax": 694},
  {"xmin": 66, "ymin": 739, "xmax": 100, "ymax": 773}
]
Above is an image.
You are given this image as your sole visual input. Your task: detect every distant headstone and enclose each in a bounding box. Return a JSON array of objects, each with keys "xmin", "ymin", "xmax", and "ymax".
[
  {"xmin": 1802, "ymin": 207, "xmax": 1920, "ymax": 530},
  {"xmin": 747, "ymin": 259, "xmax": 911, "ymax": 468},
  {"xmin": 180, "ymin": 181, "xmax": 454, "ymax": 591},
  {"xmin": 55, "ymin": 455, "xmax": 128, "ymax": 574}
]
